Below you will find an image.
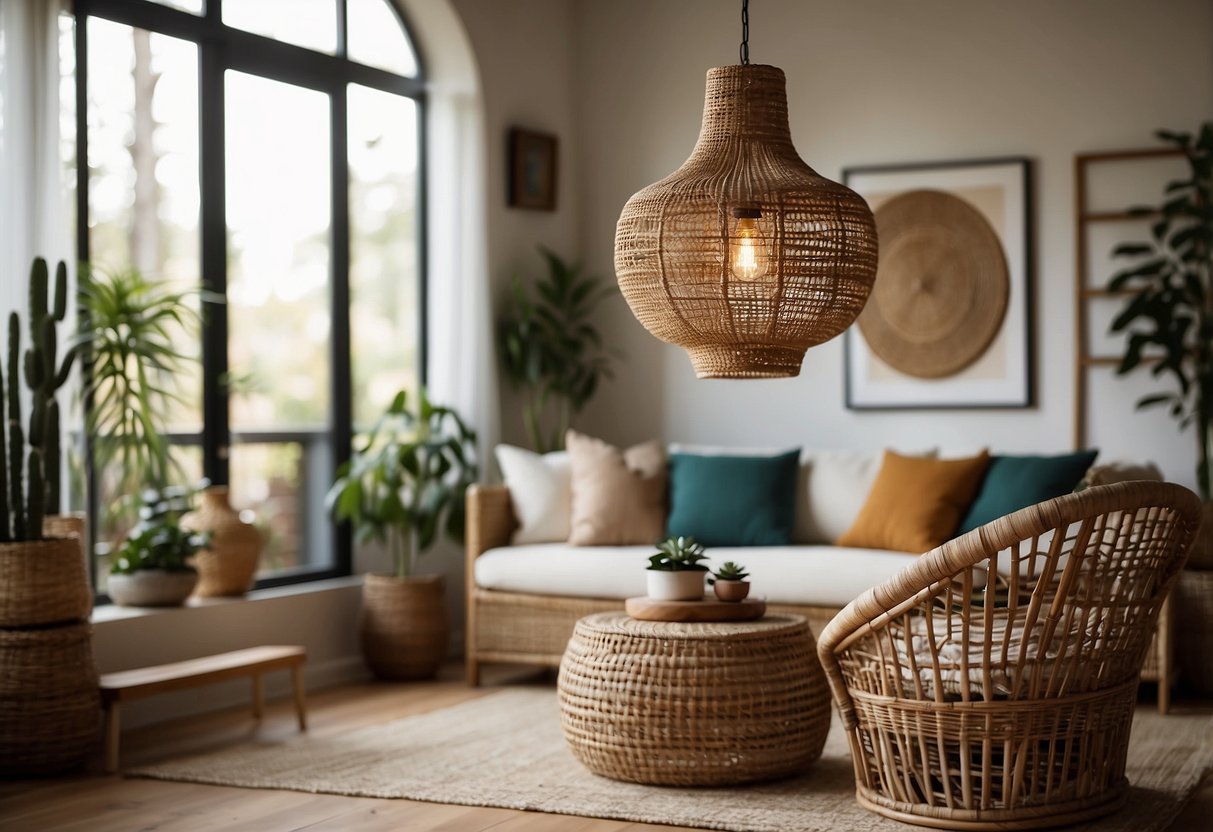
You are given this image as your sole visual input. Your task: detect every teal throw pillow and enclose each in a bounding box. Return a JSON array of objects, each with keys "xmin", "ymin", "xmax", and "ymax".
[
  {"xmin": 957, "ymin": 450, "xmax": 1099, "ymax": 534},
  {"xmin": 666, "ymin": 450, "xmax": 800, "ymax": 546}
]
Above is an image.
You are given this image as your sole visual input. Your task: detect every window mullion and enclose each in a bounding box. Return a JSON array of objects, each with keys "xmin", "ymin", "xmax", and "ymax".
[
  {"xmin": 199, "ymin": 37, "xmax": 230, "ymax": 486},
  {"xmin": 330, "ymin": 86, "xmax": 353, "ymax": 577}
]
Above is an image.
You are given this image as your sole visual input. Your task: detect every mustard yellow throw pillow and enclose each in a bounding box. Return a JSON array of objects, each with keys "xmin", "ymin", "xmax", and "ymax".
[
  {"xmin": 566, "ymin": 429, "xmax": 667, "ymax": 546},
  {"xmin": 837, "ymin": 450, "xmax": 991, "ymax": 553}
]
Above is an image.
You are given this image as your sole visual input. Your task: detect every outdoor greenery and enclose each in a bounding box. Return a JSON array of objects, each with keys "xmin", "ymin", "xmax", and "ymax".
[
  {"xmin": 1109, "ymin": 123, "xmax": 1213, "ymax": 499},
  {"xmin": 76, "ymin": 265, "xmax": 211, "ymax": 495},
  {"xmin": 326, "ymin": 388, "xmax": 478, "ymax": 579},
  {"xmin": 109, "ymin": 485, "xmax": 208, "ymax": 574},
  {"xmin": 0, "ymin": 258, "xmax": 77, "ymax": 543},
  {"xmin": 648, "ymin": 536, "xmax": 710, "ymax": 572},
  {"xmin": 711, "ymin": 561, "xmax": 749, "ymax": 582},
  {"xmin": 498, "ymin": 248, "xmax": 615, "ymax": 453}
]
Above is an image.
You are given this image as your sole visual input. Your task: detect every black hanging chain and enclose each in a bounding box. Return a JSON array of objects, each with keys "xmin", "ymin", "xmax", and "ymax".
[{"xmin": 739, "ymin": 0, "xmax": 750, "ymax": 65}]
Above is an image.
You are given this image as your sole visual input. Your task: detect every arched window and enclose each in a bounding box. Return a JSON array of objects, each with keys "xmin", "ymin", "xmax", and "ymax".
[{"xmin": 73, "ymin": 0, "xmax": 425, "ymax": 594}]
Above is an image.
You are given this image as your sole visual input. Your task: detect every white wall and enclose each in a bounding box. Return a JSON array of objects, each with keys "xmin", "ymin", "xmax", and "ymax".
[
  {"xmin": 573, "ymin": 0, "xmax": 1213, "ymax": 490},
  {"xmin": 451, "ymin": 0, "xmax": 585, "ymax": 453}
]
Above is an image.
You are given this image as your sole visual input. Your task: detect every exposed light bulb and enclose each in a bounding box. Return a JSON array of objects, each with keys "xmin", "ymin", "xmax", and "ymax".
[{"xmin": 730, "ymin": 208, "xmax": 768, "ymax": 281}]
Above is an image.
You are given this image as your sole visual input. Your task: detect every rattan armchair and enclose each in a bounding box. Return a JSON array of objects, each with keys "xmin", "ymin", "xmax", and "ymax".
[{"xmin": 817, "ymin": 481, "xmax": 1200, "ymax": 830}]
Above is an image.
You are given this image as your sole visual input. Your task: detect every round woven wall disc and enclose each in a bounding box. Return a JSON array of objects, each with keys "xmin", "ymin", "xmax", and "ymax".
[{"xmin": 858, "ymin": 189, "xmax": 1009, "ymax": 379}]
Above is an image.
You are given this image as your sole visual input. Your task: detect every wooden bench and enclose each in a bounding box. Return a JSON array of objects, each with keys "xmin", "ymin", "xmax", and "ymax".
[{"xmin": 99, "ymin": 645, "xmax": 308, "ymax": 773}]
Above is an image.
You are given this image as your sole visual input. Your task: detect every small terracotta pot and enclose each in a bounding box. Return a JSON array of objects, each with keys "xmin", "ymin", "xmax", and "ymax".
[
  {"xmin": 713, "ymin": 579, "xmax": 751, "ymax": 602},
  {"xmin": 646, "ymin": 570, "xmax": 706, "ymax": 601}
]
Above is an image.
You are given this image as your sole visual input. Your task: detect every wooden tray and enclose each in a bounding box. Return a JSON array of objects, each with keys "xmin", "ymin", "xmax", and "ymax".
[{"xmin": 625, "ymin": 595, "xmax": 766, "ymax": 623}]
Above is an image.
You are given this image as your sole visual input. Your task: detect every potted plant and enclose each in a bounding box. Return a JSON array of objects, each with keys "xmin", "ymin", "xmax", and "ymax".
[
  {"xmin": 76, "ymin": 266, "xmax": 239, "ymax": 589},
  {"xmin": 497, "ymin": 247, "xmax": 616, "ymax": 452},
  {"xmin": 326, "ymin": 388, "xmax": 477, "ymax": 680},
  {"xmin": 708, "ymin": 561, "xmax": 751, "ymax": 602},
  {"xmin": 0, "ymin": 258, "xmax": 98, "ymax": 777},
  {"xmin": 107, "ymin": 485, "xmax": 209, "ymax": 607},
  {"xmin": 647, "ymin": 536, "xmax": 710, "ymax": 601}
]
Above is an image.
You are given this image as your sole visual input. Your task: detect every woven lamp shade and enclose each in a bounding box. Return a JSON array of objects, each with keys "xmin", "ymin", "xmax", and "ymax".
[{"xmin": 614, "ymin": 65, "xmax": 878, "ymax": 379}]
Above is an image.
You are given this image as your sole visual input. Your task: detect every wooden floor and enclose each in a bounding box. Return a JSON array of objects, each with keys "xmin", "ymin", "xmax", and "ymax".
[{"xmin": 1, "ymin": 667, "xmax": 1210, "ymax": 831}]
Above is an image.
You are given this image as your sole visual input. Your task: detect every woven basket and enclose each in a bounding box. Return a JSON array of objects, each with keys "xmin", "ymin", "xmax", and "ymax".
[
  {"xmin": 0, "ymin": 622, "xmax": 100, "ymax": 775},
  {"xmin": 0, "ymin": 537, "xmax": 92, "ymax": 628},
  {"xmin": 1176, "ymin": 569, "xmax": 1213, "ymax": 693},
  {"xmin": 182, "ymin": 486, "xmax": 263, "ymax": 597},
  {"xmin": 558, "ymin": 612, "xmax": 831, "ymax": 786},
  {"xmin": 360, "ymin": 574, "xmax": 448, "ymax": 680}
]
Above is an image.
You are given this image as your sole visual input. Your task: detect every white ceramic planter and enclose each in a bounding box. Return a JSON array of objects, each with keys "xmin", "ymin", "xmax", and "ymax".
[
  {"xmin": 646, "ymin": 569, "xmax": 706, "ymax": 601},
  {"xmin": 108, "ymin": 569, "xmax": 198, "ymax": 607}
]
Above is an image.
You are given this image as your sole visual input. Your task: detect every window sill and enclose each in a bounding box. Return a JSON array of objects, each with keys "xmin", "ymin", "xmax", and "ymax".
[{"xmin": 91, "ymin": 574, "xmax": 364, "ymax": 624}]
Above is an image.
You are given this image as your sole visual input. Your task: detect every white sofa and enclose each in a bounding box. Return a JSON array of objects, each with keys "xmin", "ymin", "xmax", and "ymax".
[{"xmin": 465, "ymin": 448, "xmax": 921, "ymax": 684}]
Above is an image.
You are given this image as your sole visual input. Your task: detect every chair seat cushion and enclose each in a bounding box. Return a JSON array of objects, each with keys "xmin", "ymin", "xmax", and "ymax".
[{"xmin": 474, "ymin": 544, "xmax": 917, "ymax": 607}]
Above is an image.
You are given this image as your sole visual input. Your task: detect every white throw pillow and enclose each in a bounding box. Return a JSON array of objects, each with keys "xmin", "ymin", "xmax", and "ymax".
[
  {"xmin": 495, "ymin": 445, "xmax": 572, "ymax": 544},
  {"xmin": 794, "ymin": 449, "xmax": 937, "ymax": 544}
]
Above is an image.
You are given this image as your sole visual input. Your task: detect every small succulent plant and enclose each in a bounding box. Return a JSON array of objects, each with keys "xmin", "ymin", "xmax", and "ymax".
[
  {"xmin": 647, "ymin": 535, "xmax": 709, "ymax": 572},
  {"xmin": 711, "ymin": 561, "xmax": 749, "ymax": 582}
]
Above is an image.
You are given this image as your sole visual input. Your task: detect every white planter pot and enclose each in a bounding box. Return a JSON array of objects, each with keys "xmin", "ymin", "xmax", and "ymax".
[
  {"xmin": 108, "ymin": 569, "xmax": 198, "ymax": 607},
  {"xmin": 646, "ymin": 569, "xmax": 706, "ymax": 601}
]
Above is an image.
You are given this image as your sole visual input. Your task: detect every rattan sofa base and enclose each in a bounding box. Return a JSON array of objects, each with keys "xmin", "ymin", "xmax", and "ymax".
[{"xmin": 464, "ymin": 483, "xmax": 1174, "ymax": 710}]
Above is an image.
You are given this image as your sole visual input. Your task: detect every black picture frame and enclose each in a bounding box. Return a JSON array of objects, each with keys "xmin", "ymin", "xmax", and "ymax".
[{"xmin": 508, "ymin": 128, "xmax": 558, "ymax": 211}]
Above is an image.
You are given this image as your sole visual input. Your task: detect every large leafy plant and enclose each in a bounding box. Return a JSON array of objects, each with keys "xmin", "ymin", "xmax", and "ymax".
[
  {"xmin": 498, "ymin": 247, "xmax": 615, "ymax": 453},
  {"xmin": 76, "ymin": 266, "xmax": 209, "ymax": 494},
  {"xmin": 326, "ymin": 389, "xmax": 478, "ymax": 579},
  {"xmin": 1109, "ymin": 124, "xmax": 1213, "ymax": 499}
]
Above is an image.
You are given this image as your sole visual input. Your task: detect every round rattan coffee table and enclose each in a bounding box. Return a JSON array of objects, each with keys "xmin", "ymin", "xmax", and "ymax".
[{"xmin": 557, "ymin": 612, "xmax": 831, "ymax": 786}]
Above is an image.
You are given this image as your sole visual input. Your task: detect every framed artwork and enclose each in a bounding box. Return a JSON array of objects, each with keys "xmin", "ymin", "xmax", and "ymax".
[
  {"xmin": 508, "ymin": 128, "xmax": 557, "ymax": 211},
  {"xmin": 843, "ymin": 157, "xmax": 1034, "ymax": 410}
]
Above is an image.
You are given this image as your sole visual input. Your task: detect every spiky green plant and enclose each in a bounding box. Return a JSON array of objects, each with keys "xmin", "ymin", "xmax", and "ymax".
[
  {"xmin": 0, "ymin": 258, "xmax": 78, "ymax": 543},
  {"xmin": 76, "ymin": 265, "xmax": 205, "ymax": 495},
  {"xmin": 647, "ymin": 536, "xmax": 710, "ymax": 572},
  {"xmin": 711, "ymin": 561, "xmax": 749, "ymax": 582}
]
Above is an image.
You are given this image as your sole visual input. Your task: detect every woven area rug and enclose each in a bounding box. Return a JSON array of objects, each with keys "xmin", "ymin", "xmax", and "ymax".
[{"xmin": 130, "ymin": 689, "xmax": 1213, "ymax": 832}]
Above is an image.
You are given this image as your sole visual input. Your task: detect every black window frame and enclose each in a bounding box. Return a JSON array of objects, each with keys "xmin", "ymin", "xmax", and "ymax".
[{"xmin": 73, "ymin": 0, "xmax": 428, "ymax": 597}]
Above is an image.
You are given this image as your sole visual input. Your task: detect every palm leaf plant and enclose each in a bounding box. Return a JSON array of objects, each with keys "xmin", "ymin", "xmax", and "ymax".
[
  {"xmin": 1108, "ymin": 124, "xmax": 1213, "ymax": 499},
  {"xmin": 326, "ymin": 388, "xmax": 478, "ymax": 579},
  {"xmin": 497, "ymin": 247, "xmax": 616, "ymax": 452},
  {"xmin": 76, "ymin": 265, "xmax": 211, "ymax": 496}
]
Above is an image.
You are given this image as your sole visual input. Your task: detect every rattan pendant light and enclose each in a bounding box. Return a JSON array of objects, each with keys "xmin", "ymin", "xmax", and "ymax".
[{"xmin": 614, "ymin": 1, "xmax": 879, "ymax": 378}]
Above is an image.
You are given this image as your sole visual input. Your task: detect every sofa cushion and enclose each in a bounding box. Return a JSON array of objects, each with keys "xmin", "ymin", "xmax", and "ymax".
[
  {"xmin": 566, "ymin": 430, "xmax": 667, "ymax": 545},
  {"xmin": 666, "ymin": 449, "xmax": 800, "ymax": 546},
  {"xmin": 838, "ymin": 450, "xmax": 990, "ymax": 552},
  {"xmin": 957, "ymin": 450, "xmax": 1099, "ymax": 535},
  {"xmin": 495, "ymin": 445, "xmax": 571, "ymax": 544},
  {"xmin": 474, "ymin": 543, "xmax": 918, "ymax": 607}
]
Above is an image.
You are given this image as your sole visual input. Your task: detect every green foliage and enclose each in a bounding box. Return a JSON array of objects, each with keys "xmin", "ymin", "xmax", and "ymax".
[
  {"xmin": 109, "ymin": 484, "xmax": 209, "ymax": 575},
  {"xmin": 648, "ymin": 535, "xmax": 709, "ymax": 572},
  {"xmin": 325, "ymin": 388, "xmax": 478, "ymax": 579},
  {"xmin": 711, "ymin": 561, "xmax": 749, "ymax": 582},
  {"xmin": 0, "ymin": 258, "xmax": 77, "ymax": 543},
  {"xmin": 76, "ymin": 265, "xmax": 212, "ymax": 495},
  {"xmin": 1108, "ymin": 124, "xmax": 1213, "ymax": 498},
  {"xmin": 497, "ymin": 247, "xmax": 616, "ymax": 452}
]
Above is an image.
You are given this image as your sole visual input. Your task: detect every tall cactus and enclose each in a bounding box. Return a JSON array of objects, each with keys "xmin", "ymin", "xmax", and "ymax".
[
  {"xmin": 0, "ymin": 259, "xmax": 78, "ymax": 544},
  {"xmin": 23, "ymin": 258, "xmax": 76, "ymax": 520}
]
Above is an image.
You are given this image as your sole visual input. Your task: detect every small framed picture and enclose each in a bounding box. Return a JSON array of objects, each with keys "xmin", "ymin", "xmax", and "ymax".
[{"xmin": 508, "ymin": 128, "xmax": 558, "ymax": 211}]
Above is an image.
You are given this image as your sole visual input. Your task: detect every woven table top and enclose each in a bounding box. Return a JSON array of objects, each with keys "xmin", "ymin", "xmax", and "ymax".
[{"xmin": 576, "ymin": 611, "xmax": 807, "ymax": 642}]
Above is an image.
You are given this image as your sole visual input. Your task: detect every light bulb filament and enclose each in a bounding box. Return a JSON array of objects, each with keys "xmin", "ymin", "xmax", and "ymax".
[{"xmin": 730, "ymin": 210, "xmax": 768, "ymax": 281}]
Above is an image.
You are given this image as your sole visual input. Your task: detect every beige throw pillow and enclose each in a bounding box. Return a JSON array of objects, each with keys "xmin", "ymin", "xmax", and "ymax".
[{"xmin": 566, "ymin": 430, "xmax": 667, "ymax": 546}]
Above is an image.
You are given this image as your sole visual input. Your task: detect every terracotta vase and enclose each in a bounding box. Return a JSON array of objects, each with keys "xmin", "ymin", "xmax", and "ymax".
[
  {"xmin": 181, "ymin": 486, "xmax": 263, "ymax": 597},
  {"xmin": 360, "ymin": 574, "xmax": 448, "ymax": 680}
]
